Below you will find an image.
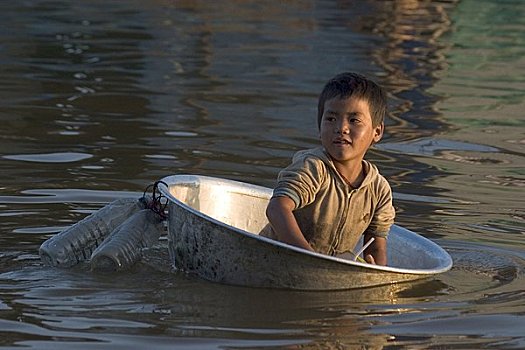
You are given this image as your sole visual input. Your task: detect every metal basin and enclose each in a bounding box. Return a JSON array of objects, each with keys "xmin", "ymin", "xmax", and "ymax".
[{"xmin": 160, "ymin": 175, "xmax": 453, "ymax": 290}]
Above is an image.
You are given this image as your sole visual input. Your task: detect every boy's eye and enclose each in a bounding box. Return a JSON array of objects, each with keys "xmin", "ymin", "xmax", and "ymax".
[
  {"xmin": 324, "ymin": 114, "xmax": 336, "ymax": 122},
  {"xmin": 349, "ymin": 115, "xmax": 362, "ymax": 123}
]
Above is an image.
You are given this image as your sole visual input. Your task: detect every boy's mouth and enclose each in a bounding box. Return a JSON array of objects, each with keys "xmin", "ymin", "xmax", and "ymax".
[{"xmin": 334, "ymin": 138, "xmax": 351, "ymax": 145}]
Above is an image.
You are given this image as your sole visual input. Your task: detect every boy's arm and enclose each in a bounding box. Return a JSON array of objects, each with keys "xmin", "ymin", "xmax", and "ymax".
[
  {"xmin": 363, "ymin": 232, "xmax": 387, "ymax": 266},
  {"xmin": 266, "ymin": 196, "xmax": 315, "ymax": 252}
]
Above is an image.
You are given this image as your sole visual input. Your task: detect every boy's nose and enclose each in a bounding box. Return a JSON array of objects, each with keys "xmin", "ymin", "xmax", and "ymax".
[{"xmin": 336, "ymin": 120, "xmax": 350, "ymax": 134}]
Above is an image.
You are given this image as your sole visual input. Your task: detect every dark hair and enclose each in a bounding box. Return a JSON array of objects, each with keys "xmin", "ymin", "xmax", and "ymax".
[{"xmin": 317, "ymin": 72, "xmax": 387, "ymax": 128}]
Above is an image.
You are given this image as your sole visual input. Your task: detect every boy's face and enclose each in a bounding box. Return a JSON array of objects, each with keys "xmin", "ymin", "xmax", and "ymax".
[{"xmin": 319, "ymin": 96, "xmax": 383, "ymax": 167}]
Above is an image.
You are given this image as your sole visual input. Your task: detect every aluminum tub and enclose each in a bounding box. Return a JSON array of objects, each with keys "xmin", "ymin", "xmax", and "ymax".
[{"xmin": 160, "ymin": 175, "xmax": 452, "ymax": 290}]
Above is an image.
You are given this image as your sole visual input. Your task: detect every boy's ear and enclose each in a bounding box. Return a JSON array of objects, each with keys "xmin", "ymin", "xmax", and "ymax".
[{"xmin": 373, "ymin": 122, "xmax": 384, "ymax": 144}]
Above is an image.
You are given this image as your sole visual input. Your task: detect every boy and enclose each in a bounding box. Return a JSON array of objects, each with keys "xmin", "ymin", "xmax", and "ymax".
[{"xmin": 264, "ymin": 72, "xmax": 395, "ymax": 265}]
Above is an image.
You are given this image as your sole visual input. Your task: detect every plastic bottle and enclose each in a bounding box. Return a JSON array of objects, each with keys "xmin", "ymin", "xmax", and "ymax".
[
  {"xmin": 39, "ymin": 197, "xmax": 146, "ymax": 267},
  {"xmin": 90, "ymin": 209, "xmax": 164, "ymax": 272}
]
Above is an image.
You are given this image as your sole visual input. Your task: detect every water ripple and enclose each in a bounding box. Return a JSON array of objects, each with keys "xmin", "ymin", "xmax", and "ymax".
[{"xmin": 3, "ymin": 152, "xmax": 92, "ymax": 163}]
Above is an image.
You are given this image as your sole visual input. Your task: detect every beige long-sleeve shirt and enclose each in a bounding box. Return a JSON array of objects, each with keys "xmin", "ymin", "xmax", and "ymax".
[{"xmin": 263, "ymin": 147, "xmax": 395, "ymax": 256}]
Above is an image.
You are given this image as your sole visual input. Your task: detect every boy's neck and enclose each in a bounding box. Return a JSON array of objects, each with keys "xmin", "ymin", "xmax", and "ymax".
[{"xmin": 333, "ymin": 160, "xmax": 365, "ymax": 188}]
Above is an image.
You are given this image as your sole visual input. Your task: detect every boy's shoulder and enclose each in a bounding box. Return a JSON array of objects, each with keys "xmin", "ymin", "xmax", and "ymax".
[
  {"xmin": 362, "ymin": 160, "xmax": 392, "ymax": 192},
  {"xmin": 292, "ymin": 147, "xmax": 330, "ymax": 164},
  {"xmin": 281, "ymin": 147, "xmax": 332, "ymax": 181}
]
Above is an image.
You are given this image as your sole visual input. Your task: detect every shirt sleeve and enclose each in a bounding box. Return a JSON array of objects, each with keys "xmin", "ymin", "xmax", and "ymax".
[
  {"xmin": 272, "ymin": 152, "xmax": 326, "ymax": 210},
  {"xmin": 365, "ymin": 177, "xmax": 395, "ymax": 238}
]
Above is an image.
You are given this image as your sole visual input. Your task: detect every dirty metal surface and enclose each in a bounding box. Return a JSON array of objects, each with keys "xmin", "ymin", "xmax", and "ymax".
[{"xmin": 160, "ymin": 175, "xmax": 452, "ymax": 290}]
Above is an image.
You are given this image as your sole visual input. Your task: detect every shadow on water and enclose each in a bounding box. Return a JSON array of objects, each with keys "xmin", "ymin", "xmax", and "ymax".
[
  {"xmin": 1, "ymin": 241, "xmax": 523, "ymax": 348},
  {"xmin": 0, "ymin": 253, "xmax": 444, "ymax": 345}
]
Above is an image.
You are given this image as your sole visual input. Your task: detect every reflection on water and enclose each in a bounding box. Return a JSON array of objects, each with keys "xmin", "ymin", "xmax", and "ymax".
[
  {"xmin": 426, "ymin": 0, "xmax": 525, "ymax": 248},
  {"xmin": 0, "ymin": 0, "xmax": 524, "ymax": 348}
]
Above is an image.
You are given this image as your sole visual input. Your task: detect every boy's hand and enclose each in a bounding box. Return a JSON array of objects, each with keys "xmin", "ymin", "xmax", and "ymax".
[
  {"xmin": 365, "ymin": 254, "xmax": 376, "ymax": 265},
  {"xmin": 266, "ymin": 197, "xmax": 314, "ymax": 252},
  {"xmin": 363, "ymin": 234, "xmax": 387, "ymax": 266}
]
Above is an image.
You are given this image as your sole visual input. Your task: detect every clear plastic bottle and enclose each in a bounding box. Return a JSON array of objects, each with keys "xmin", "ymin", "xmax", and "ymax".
[
  {"xmin": 90, "ymin": 209, "xmax": 164, "ymax": 272},
  {"xmin": 39, "ymin": 198, "xmax": 146, "ymax": 267}
]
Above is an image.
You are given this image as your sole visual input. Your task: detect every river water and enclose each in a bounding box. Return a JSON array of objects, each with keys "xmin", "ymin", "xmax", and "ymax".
[{"xmin": 1, "ymin": 0, "xmax": 524, "ymax": 348}]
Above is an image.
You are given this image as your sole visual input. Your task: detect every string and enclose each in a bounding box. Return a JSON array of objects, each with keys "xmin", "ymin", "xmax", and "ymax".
[{"xmin": 142, "ymin": 180, "xmax": 169, "ymax": 220}]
